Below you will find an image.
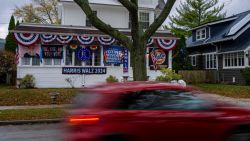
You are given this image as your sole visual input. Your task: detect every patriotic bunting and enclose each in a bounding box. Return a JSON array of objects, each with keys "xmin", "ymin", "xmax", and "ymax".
[
  {"xmin": 14, "ymin": 33, "xmax": 40, "ymax": 47},
  {"xmin": 56, "ymin": 35, "xmax": 73, "ymax": 44},
  {"xmin": 98, "ymin": 36, "xmax": 115, "ymax": 45},
  {"xmin": 41, "ymin": 34, "xmax": 56, "ymax": 43},
  {"xmin": 147, "ymin": 38, "xmax": 154, "ymax": 46},
  {"xmin": 156, "ymin": 39, "xmax": 177, "ymax": 51},
  {"xmin": 13, "ymin": 32, "xmax": 178, "ymax": 52},
  {"xmin": 77, "ymin": 35, "xmax": 95, "ymax": 45}
]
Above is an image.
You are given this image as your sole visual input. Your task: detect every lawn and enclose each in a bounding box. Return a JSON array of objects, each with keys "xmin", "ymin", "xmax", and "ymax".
[
  {"xmin": 194, "ymin": 83, "xmax": 250, "ymax": 98},
  {"xmin": 0, "ymin": 108, "xmax": 64, "ymax": 121},
  {"xmin": 0, "ymin": 86, "xmax": 79, "ymax": 106}
]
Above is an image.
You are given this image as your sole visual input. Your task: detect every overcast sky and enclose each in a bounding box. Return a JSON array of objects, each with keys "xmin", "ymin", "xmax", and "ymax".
[{"xmin": 1, "ymin": 0, "xmax": 250, "ymax": 39}]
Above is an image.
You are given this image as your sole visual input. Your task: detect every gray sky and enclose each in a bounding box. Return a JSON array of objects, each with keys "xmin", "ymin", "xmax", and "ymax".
[{"xmin": 0, "ymin": 0, "xmax": 250, "ymax": 39}]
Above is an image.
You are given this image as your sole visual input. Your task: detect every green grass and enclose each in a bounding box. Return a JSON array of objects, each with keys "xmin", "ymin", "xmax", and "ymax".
[
  {"xmin": 0, "ymin": 87, "xmax": 79, "ymax": 106},
  {"xmin": 194, "ymin": 84, "xmax": 250, "ymax": 98},
  {"xmin": 0, "ymin": 108, "xmax": 65, "ymax": 121}
]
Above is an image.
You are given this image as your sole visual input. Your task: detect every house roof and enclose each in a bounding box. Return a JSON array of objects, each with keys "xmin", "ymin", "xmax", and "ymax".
[
  {"xmin": 0, "ymin": 39, "xmax": 5, "ymax": 50},
  {"xmin": 11, "ymin": 23, "xmax": 176, "ymax": 39},
  {"xmin": 187, "ymin": 10, "xmax": 250, "ymax": 48}
]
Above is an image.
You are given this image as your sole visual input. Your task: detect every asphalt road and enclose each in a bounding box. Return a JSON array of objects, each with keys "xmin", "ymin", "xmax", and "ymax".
[{"xmin": 0, "ymin": 123, "xmax": 63, "ymax": 141}]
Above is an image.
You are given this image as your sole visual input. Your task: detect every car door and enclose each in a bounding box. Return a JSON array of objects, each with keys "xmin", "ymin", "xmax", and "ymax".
[{"xmin": 123, "ymin": 90, "xmax": 224, "ymax": 141}]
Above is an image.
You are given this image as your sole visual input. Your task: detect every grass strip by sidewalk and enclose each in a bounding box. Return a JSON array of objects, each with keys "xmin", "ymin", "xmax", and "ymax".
[
  {"xmin": 194, "ymin": 84, "xmax": 250, "ymax": 98},
  {"xmin": 0, "ymin": 108, "xmax": 65, "ymax": 121}
]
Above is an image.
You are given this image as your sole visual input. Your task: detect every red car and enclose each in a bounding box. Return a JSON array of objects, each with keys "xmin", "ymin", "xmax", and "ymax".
[{"xmin": 63, "ymin": 82, "xmax": 250, "ymax": 141}]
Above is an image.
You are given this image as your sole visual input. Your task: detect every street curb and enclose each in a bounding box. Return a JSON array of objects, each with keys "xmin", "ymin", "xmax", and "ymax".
[{"xmin": 0, "ymin": 118, "xmax": 65, "ymax": 126}]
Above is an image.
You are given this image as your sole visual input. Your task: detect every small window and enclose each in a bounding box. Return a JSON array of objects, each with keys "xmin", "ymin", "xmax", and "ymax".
[
  {"xmin": 86, "ymin": 11, "xmax": 97, "ymax": 27},
  {"xmin": 44, "ymin": 58, "xmax": 53, "ymax": 65},
  {"xmin": 32, "ymin": 57, "xmax": 40, "ymax": 66},
  {"xmin": 205, "ymin": 54, "xmax": 217, "ymax": 69},
  {"xmin": 223, "ymin": 52, "xmax": 245, "ymax": 68},
  {"xmin": 22, "ymin": 57, "xmax": 31, "ymax": 66},
  {"xmin": 196, "ymin": 28, "xmax": 206, "ymax": 40},
  {"xmin": 139, "ymin": 12, "xmax": 150, "ymax": 29},
  {"xmin": 190, "ymin": 56, "xmax": 196, "ymax": 66},
  {"xmin": 66, "ymin": 48, "xmax": 73, "ymax": 66},
  {"xmin": 54, "ymin": 59, "xmax": 61, "ymax": 66}
]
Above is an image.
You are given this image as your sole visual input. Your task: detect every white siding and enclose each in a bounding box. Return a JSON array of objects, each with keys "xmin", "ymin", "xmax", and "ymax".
[
  {"xmin": 61, "ymin": 2, "xmax": 156, "ymax": 27},
  {"xmin": 17, "ymin": 66, "xmax": 163, "ymax": 88}
]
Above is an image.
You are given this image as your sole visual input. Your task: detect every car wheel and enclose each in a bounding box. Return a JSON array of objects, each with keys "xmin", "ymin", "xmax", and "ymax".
[{"xmin": 227, "ymin": 130, "xmax": 250, "ymax": 141}]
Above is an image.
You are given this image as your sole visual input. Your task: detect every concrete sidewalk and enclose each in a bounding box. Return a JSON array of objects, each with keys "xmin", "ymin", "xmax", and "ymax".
[
  {"xmin": 201, "ymin": 94, "xmax": 250, "ymax": 108},
  {"xmin": 0, "ymin": 104, "xmax": 72, "ymax": 110}
]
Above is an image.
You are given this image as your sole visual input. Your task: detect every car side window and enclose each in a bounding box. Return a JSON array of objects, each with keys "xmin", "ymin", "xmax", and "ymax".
[{"xmin": 117, "ymin": 90, "xmax": 211, "ymax": 110}]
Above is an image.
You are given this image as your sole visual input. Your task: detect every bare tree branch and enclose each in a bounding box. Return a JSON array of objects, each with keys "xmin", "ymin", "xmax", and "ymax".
[
  {"xmin": 143, "ymin": 0, "xmax": 176, "ymax": 40},
  {"xmin": 117, "ymin": 0, "xmax": 137, "ymax": 12},
  {"xmin": 74, "ymin": 0, "xmax": 133, "ymax": 50}
]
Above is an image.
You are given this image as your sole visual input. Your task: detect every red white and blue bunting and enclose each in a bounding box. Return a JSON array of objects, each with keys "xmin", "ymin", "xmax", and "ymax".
[
  {"xmin": 98, "ymin": 36, "xmax": 115, "ymax": 46},
  {"xmin": 156, "ymin": 39, "xmax": 177, "ymax": 51},
  {"xmin": 77, "ymin": 35, "xmax": 95, "ymax": 45},
  {"xmin": 14, "ymin": 33, "xmax": 40, "ymax": 47},
  {"xmin": 147, "ymin": 38, "xmax": 154, "ymax": 46},
  {"xmin": 41, "ymin": 34, "xmax": 56, "ymax": 43},
  {"xmin": 56, "ymin": 35, "xmax": 73, "ymax": 44}
]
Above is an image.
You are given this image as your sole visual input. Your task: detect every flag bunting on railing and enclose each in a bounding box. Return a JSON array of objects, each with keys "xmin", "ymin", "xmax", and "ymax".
[
  {"xmin": 77, "ymin": 35, "xmax": 95, "ymax": 45},
  {"xmin": 14, "ymin": 33, "xmax": 40, "ymax": 47},
  {"xmin": 41, "ymin": 34, "xmax": 56, "ymax": 43}
]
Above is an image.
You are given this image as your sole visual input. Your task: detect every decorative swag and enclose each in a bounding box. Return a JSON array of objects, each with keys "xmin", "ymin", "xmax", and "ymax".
[{"xmin": 14, "ymin": 33, "xmax": 177, "ymax": 51}]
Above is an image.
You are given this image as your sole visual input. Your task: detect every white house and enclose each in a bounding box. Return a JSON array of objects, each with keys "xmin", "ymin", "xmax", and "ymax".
[{"xmin": 13, "ymin": 0, "xmax": 178, "ymax": 88}]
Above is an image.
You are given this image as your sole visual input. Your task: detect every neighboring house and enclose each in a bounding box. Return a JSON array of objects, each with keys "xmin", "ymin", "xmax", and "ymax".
[
  {"xmin": 186, "ymin": 10, "xmax": 250, "ymax": 84},
  {"xmin": 0, "ymin": 39, "xmax": 5, "ymax": 51},
  {"xmin": 12, "ymin": 0, "xmax": 178, "ymax": 88}
]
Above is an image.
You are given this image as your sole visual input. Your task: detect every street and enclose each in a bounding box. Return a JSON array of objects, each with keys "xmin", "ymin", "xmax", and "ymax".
[{"xmin": 0, "ymin": 123, "xmax": 62, "ymax": 141}]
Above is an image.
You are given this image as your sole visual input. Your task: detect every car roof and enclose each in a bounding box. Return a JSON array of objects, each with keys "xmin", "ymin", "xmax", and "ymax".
[{"xmin": 84, "ymin": 81, "xmax": 192, "ymax": 94}]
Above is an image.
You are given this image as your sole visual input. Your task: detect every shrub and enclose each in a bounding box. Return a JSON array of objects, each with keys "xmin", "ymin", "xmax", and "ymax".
[
  {"xmin": 156, "ymin": 68, "xmax": 182, "ymax": 82},
  {"xmin": 65, "ymin": 77, "xmax": 77, "ymax": 88},
  {"xmin": 106, "ymin": 75, "xmax": 118, "ymax": 83},
  {"xmin": 241, "ymin": 67, "xmax": 250, "ymax": 85},
  {"xmin": 20, "ymin": 74, "xmax": 35, "ymax": 88}
]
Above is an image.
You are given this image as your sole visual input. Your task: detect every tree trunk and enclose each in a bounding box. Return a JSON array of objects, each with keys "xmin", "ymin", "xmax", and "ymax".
[
  {"xmin": 6, "ymin": 73, "xmax": 11, "ymax": 85},
  {"xmin": 131, "ymin": 40, "xmax": 147, "ymax": 81}
]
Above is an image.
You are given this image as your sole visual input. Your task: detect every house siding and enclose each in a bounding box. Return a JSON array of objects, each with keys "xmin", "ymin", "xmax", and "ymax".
[{"xmin": 219, "ymin": 69, "xmax": 245, "ymax": 84}]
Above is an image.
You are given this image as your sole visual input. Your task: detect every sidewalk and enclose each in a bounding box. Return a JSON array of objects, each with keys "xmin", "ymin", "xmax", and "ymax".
[
  {"xmin": 0, "ymin": 104, "xmax": 72, "ymax": 110},
  {"xmin": 202, "ymin": 94, "xmax": 250, "ymax": 108}
]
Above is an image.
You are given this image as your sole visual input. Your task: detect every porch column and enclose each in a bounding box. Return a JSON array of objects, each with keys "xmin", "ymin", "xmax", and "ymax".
[
  {"xmin": 63, "ymin": 45, "xmax": 66, "ymax": 66},
  {"xmin": 101, "ymin": 46, "xmax": 104, "ymax": 66},
  {"xmin": 168, "ymin": 50, "xmax": 172, "ymax": 69}
]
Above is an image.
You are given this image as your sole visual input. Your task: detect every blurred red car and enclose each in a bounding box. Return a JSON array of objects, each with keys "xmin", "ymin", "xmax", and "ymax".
[{"xmin": 63, "ymin": 82, "xmax": 250, "ymax": 141}]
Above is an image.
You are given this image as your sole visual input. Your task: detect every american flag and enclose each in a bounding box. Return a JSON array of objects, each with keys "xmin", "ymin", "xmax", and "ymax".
[{"xmin": 15, "ymin": 46, "xmax": 19, "ymax": 65}]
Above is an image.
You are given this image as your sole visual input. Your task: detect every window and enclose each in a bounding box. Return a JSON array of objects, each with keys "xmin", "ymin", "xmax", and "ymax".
[
  {"xmin": 86, "ymin": 47, "xmax": 101, "ymax": 66},
  {"xmin": 86, "ymin": 11, "xmax": 97, "ymax": 27},
  {"xmin": 66, "ymin": 48, "xmax": 73, "ymax": 66},
  {"xmin": 196, "ymin": 28, "xmax": 206, "ymax": 40},
  {"xmin": 43, "ymin": 58, "xmax": 53, "ymax": 65},
  {"xmin": 139, "ymin": 12, "xmax": 150, "ymax": 29},
  {"xmin": 205, "ymin": 54, "xmax": 217, "ymax": 69},
  {"xmin": 116, "ymin": 90, "xmax": 212, "ymax": 110},
  {"xmin": 21, "ymin": 57, "xmax": 40, "ymax": 66},
  {"xmin": 22, "ymin": 57, "xmax": 31, "ymax": 66},
  {"xmin": 32, "ymin": 57, "xmax": 40, "ymax": 66},
  {"xmin": 54, "ymin": 59, "xmax": 61, "ymax": 66},
  {"xmin": 190, "ymin": 56, "xmax": 197, "ymax": 66},
  {"xmin": 224, "ymin": 52, "xmax": 245, "ymax": 68}
]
